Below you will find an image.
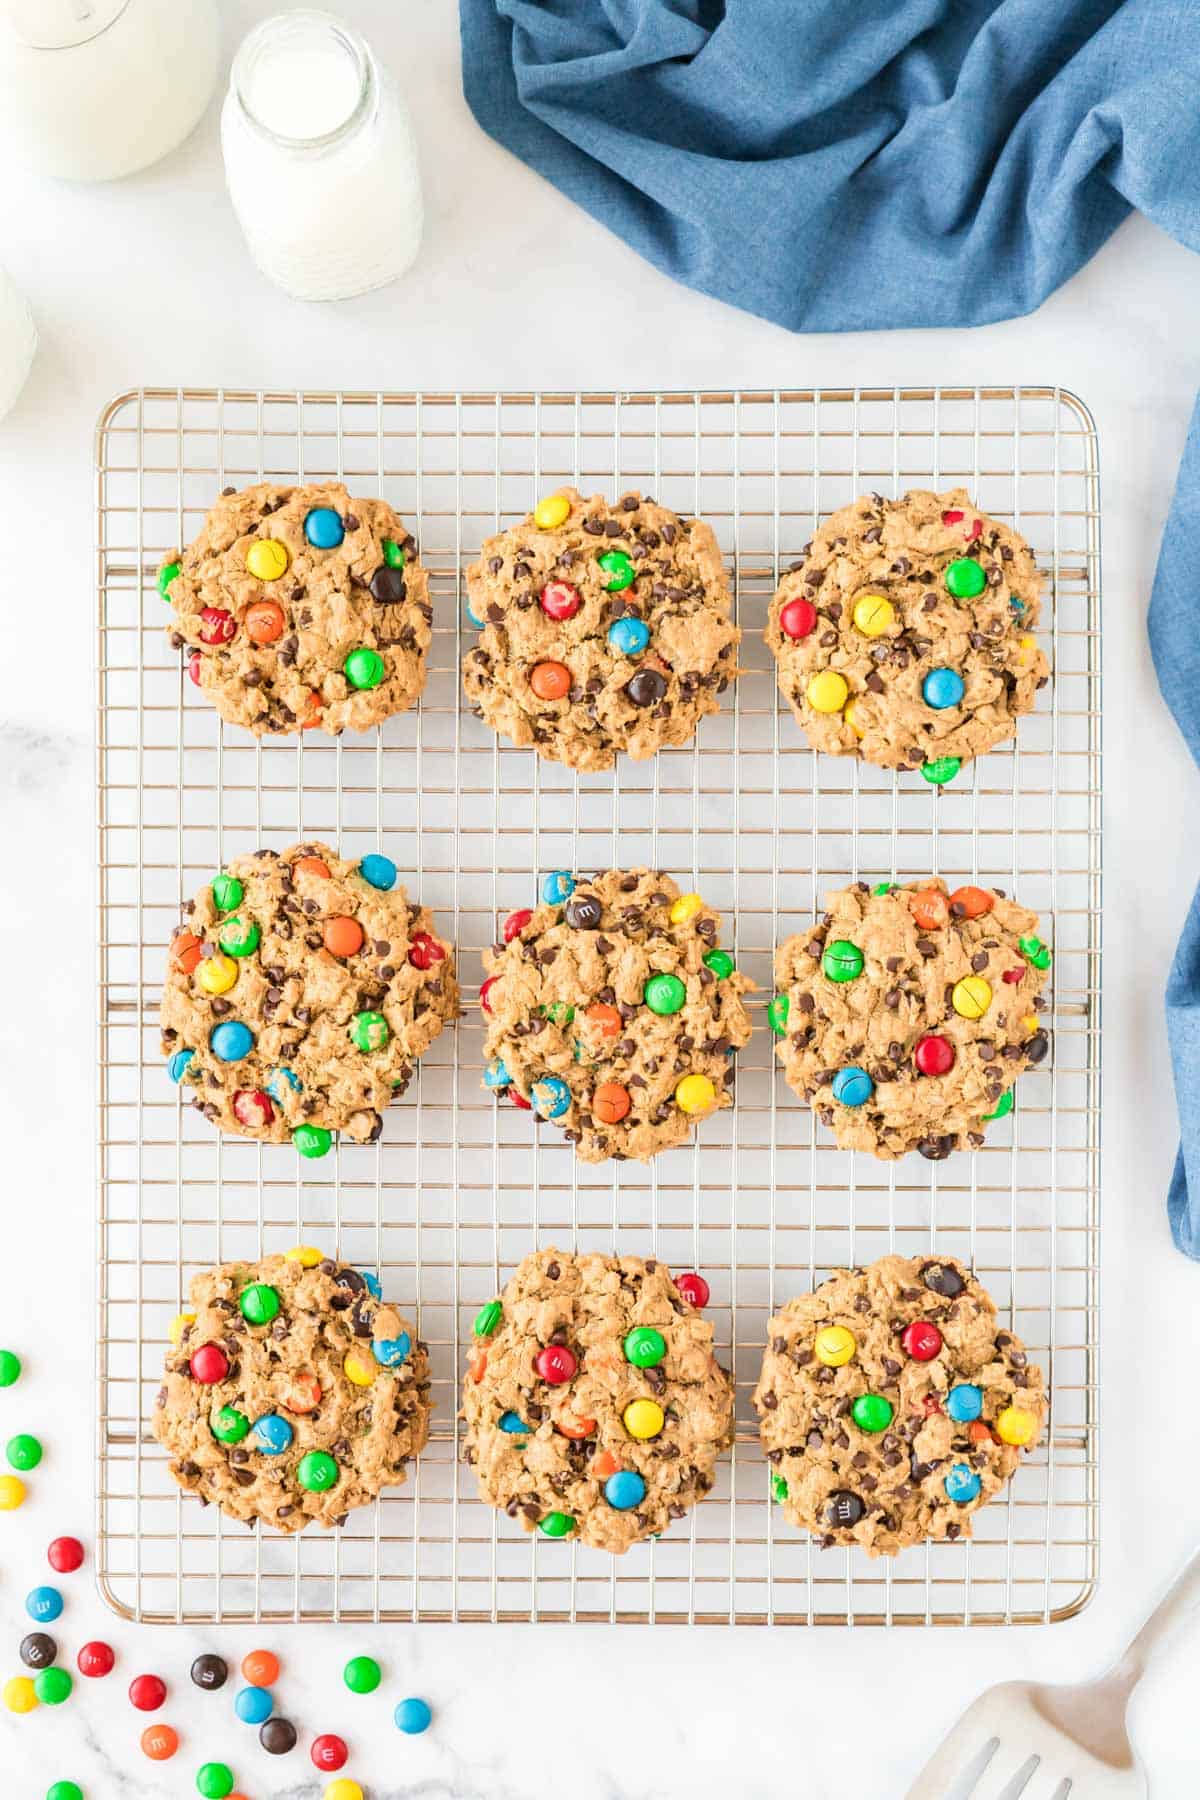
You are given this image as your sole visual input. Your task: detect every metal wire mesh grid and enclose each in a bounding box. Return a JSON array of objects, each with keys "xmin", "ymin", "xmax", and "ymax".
[{"xmin": 95, "ymin": 386, "xmax": 1101, "ymax": 1626}]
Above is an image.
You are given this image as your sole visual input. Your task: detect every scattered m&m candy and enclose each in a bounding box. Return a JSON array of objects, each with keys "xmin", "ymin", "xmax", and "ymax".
[
  {"xmin": 298, "ymin": 1450, "xmax": 340, "ymax": 1493},
  {"xmin": 394, "ymin": 1695, "xmax": 433, "ymax": 1735},
  {"xmin": 77, "ymin": 1641, "xmax": 114, "ymax": 1678},
  {"xmin": 357, "ymin": 852, "xmax": 397, "ymax": 892},
  {"xmin": 952, "ymin": 976, "xmax": 992, "ymax": 1019},
  {"xmin": 26, "ymin": 1586, "xmax": 63, "ymax": 1623},
  {"xmin": 806, "ymin": 670, "xmax": 848, "ymax": 713},
  {"xmin": 598, "ymin": 549, "xmax": 634, "ymax": 591},
  {"xmin": 851, "ymin": 1393, "xmax": 894, "ymax": 1433},
  {"xmin": 625, "ymin": 666, "xmax": 667, "ymax": 707},
  {"xmin": 852, "ymin": 593, "xmax": 894, "ymax": 637},
  {"xmin": 374, "ymin": 1332, "xmax": 411, "ymax": 1367},
  {"xmin": 943, "ymin": 1462, "xmax": 982, "ymax": 1503},
  {"xmin": 592, "ymin": 1081, "xmax": 630, "ymax": 1124},
  {"xmin": 0, "ymin": 1349, "xmax": 22, "ymax": 1387},
  {"xmin": 312, "ymin": 1733, "xmax": 349, "ymax": 1771},
  {"xmin": 244, "ymin": 599, "xmax": 285, "ymax": 644},
  {"xmin": 538, "ymin": 1510, "xmax": 575, "ymax": 1537},
  {"xmin": 910, "ymin": 888, "xmax": 949, "ymax": 929},
  {"xmin": 624, "ymin": 1327, "xmax": 665, "ymax": 1368},
  {"xmin": 949, "ymin": 884, "xmax": 994, "ymax": 919},
  {"xmin": 704, "ymin": 949, "xmax": 734, "ymax": 979},
  {"xmin": 644, "ymin": 971, "xmax": 686, "ymax": 1015},
  {"xmin": 293, "ymin": 1123, "xmax": 332, "ymax": 1158},
  {"xmin": 344, "ymin": 646, "xmax": 384, "ymax": 690},
  {"xmin": 3, "ymin": 1675, "xmax": 36, "ymax": 1712},
  {"xmin": 252, "ymin": 1413, "xmax": 294, "ymax": 1456},
  {"xmin": 20, "ymin": 1632, "xmax": 56, "ymax": 1669},
  {"xmin": 190, "ymin": 1652, "xmax": 227, "ymax": 1691},
  {"xmin": 196, "ymin": 1763, "xmax": 235, "ymax": 1799},
  {"xmin": 350, "ymin": 1010, "xmax": 389, "ymax": 1052},
  {"xmin": 128, "ymin": 1672, "xmax": 167, "ymax": 1711},
  {"xmin": 35, "ymin": 1666, "xmax": 72, "ymax": 1705},
  {"xmin": 530, "ymin": 660, "xmax": 570, "ymax": 700},
  {"xmin": 235, "ymin": 1684, "xmax": 273, "ymax": 1724},
  {"xmin": 168, "ymin": 1049, "xmax": 195, "ymax": 1083},
  {"xmin": 141, "ymin": 1723, "xmax": 178, "ymax": 1760},
  {"xmin": 541, "ymin": 869, "xmax": 575, "ymax": 904},
  {"xmin": 325, "ymin": 1784, "xmax": 364, "ymax": 1800},
  {"xmin": 209, "ymin": 1021, "xmax": 254, "ymax": 1062},
  {"xmin": 239, "ymin": 1283, "xmax": 280, "ymax": 1326},
  {"xmin": 473, "ymin": 1300, "xmax": 502, "ymax": 1337},
  {"xmin": 241, "ymin": 1649, "xmax": 279, "ymax": 1687},
  {"xmin": 608, "ymin": 615, "xmax": 650, "ymax": 655},
  {"xmin": 914, "ymin": 1034, "xmax": 955, "ymax": 1077},
  {"xmin": 996, "ymin": 1405, "xmax": 1038, "ymax": 1446},
  {"xmin": 0, "ymin": 1474, "xmax": 26, "ymax": 1509},
  {"xmin": 260, "ymin": 1716, "xmax": 298, "ymax": 1754},
  {"xmin": 921, "ymin": 755, "xmax": 961, "ymax": 785},
  {"xmin": 767, "ymin": 993, "xmax": 789, "ymax": 1035},
  {"xmin": 324, "ymin": 914, "xmax": 365, "ymax": 957},
  {"xmin": 623, "ymin": 1399, "xmax": 664, "ymax": 1440},
  {"xmin": 831, "ymin": 1066, "xmax": 873, "ymax": 1107},
  {"xmin": 199, "ymin": 606, "xmax": 236, "ymax": 645},
  {"xmin": 343, "ymin": 1654, "xmax": 381, "ymax": 1694},
  {"xmin": 189, "ymin": 1344, "xmax": 229, "ymax": 1385},
  {"xmin": 158, "ymin": 559, "xmax": 181, "ymax": 597}
]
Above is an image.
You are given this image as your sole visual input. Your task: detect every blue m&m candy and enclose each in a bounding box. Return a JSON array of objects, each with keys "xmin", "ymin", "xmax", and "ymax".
[
  {"xmin": 251, "ymin": 1414, "xmax": 293, "ymax": 1456},
  {"xmin": 26, "ymin": 1587, "xmax": 63, "ymax": 1623},
  {"xmin": 356, "ymin": 1270, "xmax": 382, "ymax": 1300},
  {"xmin": 922, "ymin": 667, "xmax": 965, "ymax": 710},
  {"xmin": 944, "ymin": 1462, "xmax": 982, "ymax": 1504},
  {"xmin": 359, "ymin": 852, "xmax": 397, "ymax": 891},
  {"xmin": 831, "ymin": 1066, "xmax": 874, "ymax": 1107},
  {"xmin": 304, "ymin": 507, "xmax": 345, "ymax": 548},
  {"xmin": 542, "ymin": 870, "xmax": 575, "ymax": 904},
  {"xmin": 210, "ymin": 1021, "xmax": 254, "ymax": 1062},
  {"xmin": 374, "ymin": 1332, "xmax": 411, "ymax": 1367},
  {"xmin": 168, "ymin": 1049, "xmax": 194, "ymax": 1083},
  {"xmin": 484, "ymin": 1057, "xmax": 511, "ymax": 1090},
  {"xmin": 394, "ymin": 1696, "xmax": 432, "ymax": 1735},
  {"xmin": 607, "ymin": 616, "xmax": 650, "ymax": 657},
  {"xmin": 235, "ymin": 1685, "xmax": 274, "ymax": 1724},
  {"xmin": 498, "ymin": 1411, "xmax": 531, "ymax": 1435},
  {"xmin": 604, "ymin": 1470, "xmax": 646, "ymax": 1511},
  {"xmin": 266, "ymin": 1065, "xmax": 301, "ymax": 1103},
  {"xmin": 465, "ymin": 598, "xmax": 484, "ymax": 627},
  {"xmin": 531, "ymin": 1075, "xmax": 571, "ymax": 1119},
  {"xmin": 946, "ymin": 1383, "xmax": 983, "ymax": 1423}
]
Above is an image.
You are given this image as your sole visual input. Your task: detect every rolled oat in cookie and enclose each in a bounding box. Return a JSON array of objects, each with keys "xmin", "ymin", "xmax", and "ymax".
[
  {"xmin": 480, "ymin": 867, "xmax": 754, "ymax": 1162},
  {"xmin": 161, "ymin": 840, "xmax": 459, "ymax": 1155},
  {"xmin": 463, "ymin": 487, "xmax": 740, "ymax": 770},
  {"xmin": 765, "ymin": 488, "xmax": 1047, "ymax": 781},
  {"xmin": 161, "ymin": 481, "xmax": 431, "ymax": 736},
  {"xmin": 461, "ymin": 1248, "xmax": 733, "ymax": 1552},
  {"xmin": 754, "ymin": 1254, "xmax": 1045, "ymax": 1555},
  {"xmin": 771, "ymin": 878, "xmax": 1050, "ymax": 1160},
  {"xmin": 152, "ymin": 1251, "xmax": 431, "ymax": 1533}
]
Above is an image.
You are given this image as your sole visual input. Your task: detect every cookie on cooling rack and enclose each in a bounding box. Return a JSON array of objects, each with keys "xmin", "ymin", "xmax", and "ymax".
[
  {"xmin": 754, "ymin": 1254, "xmax": 1045, "ymax": 1555},
  {"xmin": 462, "ymin": 1249, "xmax": 731, "ymax": 1552},
  {"xmin": 765, "ymin": 488, "xmax": 1047, "ymax": 782},
  {"xmin": 462, "ymin": 487, "xmax": 740, "ymax": 769},
  {"xmin": 161, "ymin": 481, "xmax": 432, "ymax": 736},
  {"xmin": 153, "ymin": 1251, "xmax": 431, "ymax": 1532},
  {"xmin": 161, "ymin": 840, "xmax": 459, "ymax": 1156},
  {"xmin": 479, "ymin": 867, "xmax": 754, "ymax": 1161},
  {"xmin": 769, "ymin": 877, "xmax": 1051, "ymax": 1160}
]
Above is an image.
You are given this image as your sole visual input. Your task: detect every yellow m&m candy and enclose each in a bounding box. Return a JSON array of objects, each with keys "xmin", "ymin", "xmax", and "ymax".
[
  {"xmin": 623, "ymin": 1398, "xmax": 664, "ymax": 1440},
  {"xmin": 168, "ymin": 1311, "xmax": 196, "ymax": 1347},
  {"xmin": 3, "ymin": 1675, "xmax": 36, "ymax": 1712},
  {"xmin": 1020, "ymin": 1014, "xmax": 1040, "ymax": 1035},
  {"xmin": 669, "ymin": 893, "xmax": 703, "ymax": 925},
  {"xmin": 806, "ymin": 670, "xmax": 849, "ymax": 714},
  {"xmin": 325, "ymin": 1783, "xmax": 364, "ymax": 1800},
  {"xmin": 674, "ymin": 1074, "xmax": 716, "ymax": 1116},
  {"xmin": 852, "ymin": 593, "xmax": 895, "ymax": 637},
  {"xmin": 952, "ymin": 975, "xmax": 992, "ymax": 1020},
  {"xmin": 995, "ymin": 1406, "xmax": 1038, "ymax": 1447},
  {"xmin": 533, "ymin": 493, "xmax": 571, "ymax": 530},
  {"xmin": 343, "ymin": 1354, "xmax": 374, "ymax": 1388},
  {"xmin": 844, "ymin": 697, "xmax": 865, "ymax": 738},
  {"xmin": 1017, "ymin": 634, "xmax": 1038, "ymax": 666},
  {"xmin": 197, "ymin": 954, "xmax": 238, "ymax": 996},
  {"xmin": 0, "ymin": 1474, "xmax": 26, "ymax": 1510},
  {"xmin": 285, "ymin": 1245, "xmax": 323, "ymax": 1268},
  {"xmin": 246, "ymin": 537, "xmax": 290, "ymax": 581},
  {"xmin": 814, "ymin": 1325, "xmax": 856, "ymax": 1367}
]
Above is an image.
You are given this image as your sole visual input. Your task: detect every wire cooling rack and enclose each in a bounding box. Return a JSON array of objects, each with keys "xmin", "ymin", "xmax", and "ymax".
[{"xmin": 95, "ymin": 387, "xmax": 1101, "ymax": 1627}]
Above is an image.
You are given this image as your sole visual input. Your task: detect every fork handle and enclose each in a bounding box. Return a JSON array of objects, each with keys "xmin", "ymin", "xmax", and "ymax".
[{"xmin": 1116, "ymin": 1546, "xmax": 1200, "ymax": 1683}]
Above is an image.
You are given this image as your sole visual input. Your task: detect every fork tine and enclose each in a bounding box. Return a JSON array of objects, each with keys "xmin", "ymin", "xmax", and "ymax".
[{"xmin": 906, "ymin": 1733, "xmax": 1001, "ymax": 1799}]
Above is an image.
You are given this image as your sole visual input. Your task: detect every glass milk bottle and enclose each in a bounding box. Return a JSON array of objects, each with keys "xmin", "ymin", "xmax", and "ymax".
[
  {"xmin": 221, "ymin": 10, "xmax": 423, "ymax": 303},
  {"xmin": 0, "ymin": 267, "xmax": 36, "ymax": 422},
  {"xmin": 0, "ymin": 0, "xmax": 221, "ymax": 182}
]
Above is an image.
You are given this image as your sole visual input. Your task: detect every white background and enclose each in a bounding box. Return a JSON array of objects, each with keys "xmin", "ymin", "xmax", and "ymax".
[{"xmin": 2, "ymin": 1, "xmax": 1200, "ymax": 1795}]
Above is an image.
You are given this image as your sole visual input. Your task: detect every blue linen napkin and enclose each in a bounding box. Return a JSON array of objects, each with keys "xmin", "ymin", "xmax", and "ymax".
[{"xmin": 460, "ymin": 0, "xmax": 1200, "ymax": 1251}]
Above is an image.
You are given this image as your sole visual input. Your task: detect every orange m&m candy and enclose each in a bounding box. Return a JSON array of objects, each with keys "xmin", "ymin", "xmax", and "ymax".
[
  {"xmin": 910, "ymin": 888, "xmax": 949, "ymax": 931},
  {"xmin": 170, "ymin": 931, "xmax": 203, "ymax": 974},
  {"xmin": 967, "ymin": 1420, "xmax": 996, "ymax": 1446},
  {"xmin": 529, "ymin": 660, "xmax": 570, "ymax": 701},
  {"xmin": 280, "ymin": 1372, "xmax": 322, "ymax": 1414},
  {"xmin": 468, "ymin": 1349, "xmax": 488, "ymax": 1383},
  {"xmin": 294, "ymin": 856, "xmax": 330, "ymax": 879},
  {"xmin": 323, "ymin": 915, "xmax": 364, "ymax": 958},
  {"xmin": 244, "ymin": 599, "xmax": 286, "ymax": 644},
  {"xmin": 241, "ymin": 1648, "xmax": 279, "ymax": 1687},
  {"xmin": 592, "ymin": 1082, "xmax": 630, "ymax": 1125},
  {"xmin": 555, "ymin": 1413, "xmax": 597, "ymax": 1440},
  {"xmin": 948, "ymin": 885, "xmax": 995, "ymax": 920},
  {"xmin": 584, "ymin": 1002, "xmax": 621, "ymax": 1037},
  {"xmin": 300, "ymin": 689, "xmax": 323, "ymax": 729},
  {"xmin": 592, "ymin": 1450, "xmax": 620, "ymax": 1480},
  {"xmin": 141, "ymin": 1723, "xmax": 178, "ymax": 1760}
]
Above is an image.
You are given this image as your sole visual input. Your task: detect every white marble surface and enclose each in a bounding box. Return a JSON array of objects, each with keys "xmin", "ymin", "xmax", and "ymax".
[{"xmin": 2, "ymin": 0, "xmax": 1200, "ymax": 1794}]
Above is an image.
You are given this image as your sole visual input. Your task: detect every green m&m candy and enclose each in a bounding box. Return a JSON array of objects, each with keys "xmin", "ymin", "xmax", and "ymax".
[
  {"xmin": 771, "ymin": 1473, "xmax": 788, "ymax": 1503},
  {"xmin": 46, "ymin": 1785, "xmax": 84, "ymax": 1800},
  {"xmin": 1019, "ymin": 934, "xmax": 1052, "ymax": 970},
  {"xmin": 703, "ymin": 949, "xmax": 735, "ymax": 979},
  {"xmin": 473, "ymin": 1300, "xmax": 502, "ymax": 1338},
  {"xmin": 239, "ymin": 1283, "xmax": 280, "ymax": 1326},
  {"xmin": 872, "ymin": 882, "xmax": 895, "ymax": 895},
  {"xmin": 0, "ymin": 1350, "xmax": 20, "ymax": 1388},
  {"xmin": 293, "ymin": 1123, "xmax": 332, "ymax": 1159},
  {"xmin": 350, "ymin": 1010, "xmax": 389, "ymax": 1053},
  {"xmin": 218, "ymin": 915, "xmax": 259, "ymax": 957},
  {"xmin": 345, "ymin": 646, "xmax": 385, "ymax": 690},
  {"xmin": 158, "ymin": 559, "xmax": 181, "ymax": 599},
  {"xmin": 211, "ymin": 873, "xmax": 243, "ymax": 912},
  {"xmin": 851, "ymin": 1393, "xmax": 894, "ymax": 1434},
  {"xmin": 540, "ymin": 1001, "xmax": 575, "ymax": 1026},
  {"xmin": 196, "ymin": 1764, "xmax": 235, "ymax": 1799},
  {"xmin": 343, "ymin": 1654, "xmax": 382, "ymax": 1694},
  {"xmin": 382, "ymin": 538, "xmax": 406, "ymax": 570},
  {"xmin": 822, "ymin": 940, "xmax": 863, "ymax": 983},
  {"xmin": 538, "ymin": 1510, "xmax": 575, "ymax": 1538},
  {"xmin": 597, "ymin": 550, "xmax": 635, "ymax": 591},
  {"xmin": 297, "ymin": 1450, "xmax": 339, "ymax": 1493},
  {"xmin": 623, "ymin": 1327, "xmax": 666, "ymax": 1369},
  {"xmin": 644, "ymin": 972, "xmax": 686, "ymax": 1015},
  {"xmin": 35, "ymin": 1667, "xmax": 72, "ymax": 1705},
  {"xmin": 982, "ymin": 1088, "xmax": 1015, "ymax": 1123},
  {"xmin": 210, "ymin": 1406, "xmax": 249, "ymax": 1445},
  {"xmin": 944, "ymin": 557, "xmax": 986, "ymax": 599},
  {"xmin": 6, "ymin": 1434, "xmax": 41, "ymax": 1471},
  {"xmin": 921, "ymin": 756, "xmax": 961, "ymax": 786},
  {"xmin": 767, "ymin": 993, "xmax": 789, "ymax": 1035}
]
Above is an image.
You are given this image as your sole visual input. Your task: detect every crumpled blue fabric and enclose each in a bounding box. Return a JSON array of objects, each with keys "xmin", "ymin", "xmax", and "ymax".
[{"xmin": 460, "ymin": 0, "xmax": 1200, "ymax": 1250}]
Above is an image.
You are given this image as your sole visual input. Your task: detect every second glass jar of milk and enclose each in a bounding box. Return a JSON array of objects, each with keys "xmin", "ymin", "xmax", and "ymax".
[{"xmin": 221, "ymin": 9, "xmax": 423, "ymax": 303}]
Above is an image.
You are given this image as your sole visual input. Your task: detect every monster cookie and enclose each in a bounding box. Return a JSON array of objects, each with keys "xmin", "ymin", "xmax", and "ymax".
[
  {"xmin": 153, "ymin": 1252, "xmax": 430, "ymax": 1532},
  {"xmin": 754, "ymin": 1254, "xmax": 1045, "ymax": 1555},
  {"xmin": 161, "ymin": 841, "xmax": 458, "ymax": 1155},
  {"xmin": 461, "ymin": 1249, "xmax": 732, "ymax": 1552},
  {"xmin": 463, "ymin": 488, "xmax": 740, "ymax": 769},
  {"xmin": 766, "ymin": 488, "xmax": 1047, "ymax": 781},
  {"xmin": 161, "ymin": 481, "xmax": 431, "ymax": 736},
  {"xmin": 479, "ymin": 868, "xmax": 753, "ymax": 1161},
  {"xmin": 770, "ymin": 878, "xmax": 1050, "ymax": 1160}
]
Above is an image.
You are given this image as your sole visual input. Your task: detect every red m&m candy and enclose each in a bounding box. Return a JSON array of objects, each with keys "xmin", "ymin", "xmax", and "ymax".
[
  {"xmin": 129, "ymin": 1672, "xmax": 167, "ymax": 1711},
  {"xmin": 47, "ymin": 1537, "xmax": 84, "ymax": 1574},
  {"xmin": 479, "ymin": 976, "xmax": 499, "ymax": 1014},
  {"xmin": 408, "ymin": 931, "xmax": 445, "ymax": 970},
  {"xmin": 534, "ymin": 1344, "xmax": 578, "ymax": 1385},
  {"xmin": 675, "ymin": 1271, "xmax": 709, "ymax": 1308},
  {"xmin": 77, "ymin": 1640, "xmax": 115, "ymax": 1678},
  {"xmin": 189, "ymin": 1344, "xmax": 229, "ymax": 1385},
  {"xmin": 199, "ymin": 606, "xmax": 236, "ymax": 645},
  {"xmin": 188, "ymin": 652, "xmax": 203, "ymax": 687},
  {"xmin": 503, "ymin": 909, "xmax": 533, "ymax": 942},
  {"xmin": 901, "ymin": 1320, "xmax": 943, "ymax": 1362},
  {"xmin": 966, "ymin": 518, "xmax": 983, "ymax": 541},
  {"xmin": 941, "ymin": 510, "xmax": 964, "ymax": 526},
  {"xmin": 540, "ymin": 581, "xmax": 581, "ymax": 621},
  {"xmin": 509, "ymin": 1088, "xmax": 532, "ymax": 1110},
  {"xmin": 1002, "ymin": 967, "xmax": 1025, "ymax": 984},
  {"xmin": 914, "ymin": 1034, "xmax": 955, "ymax": 1077},
  {"xmin": 232, "ymin": 1090, "xmax": 274, "ymax": 1130},
  {"xmin": 311, "ymin": 1733, "xmax": 349, "ymax": 1772},
  {"xmin": 779, "ymin": 597, "xmax": 817, "ymax": 640}
]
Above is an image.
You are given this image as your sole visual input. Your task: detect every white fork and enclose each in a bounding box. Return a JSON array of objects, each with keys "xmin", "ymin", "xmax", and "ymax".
[{"xmin": 906, "ymin": 1549, "xmax": 1200, "ymax": 1798}]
